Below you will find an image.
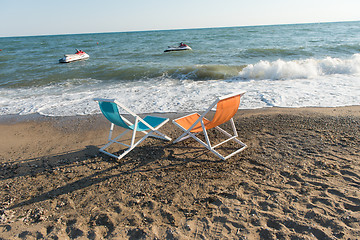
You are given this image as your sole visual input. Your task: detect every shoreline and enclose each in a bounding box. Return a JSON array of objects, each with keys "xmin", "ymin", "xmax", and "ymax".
[
  {"xmin": 1, "ymin": 106, "xmax": 359, "ymax": 239},
  {"xmin": 1, "ymin": 105, "xmax": 360, "ymax": 123}
]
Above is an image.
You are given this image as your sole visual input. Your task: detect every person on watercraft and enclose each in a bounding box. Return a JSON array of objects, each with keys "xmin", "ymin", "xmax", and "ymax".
[
  {"xmin": 179, "ymin": 42, "xmax": 187, "ymax": 47},
  {"xmin": 76, "ymin": 49, "xmax": 84, "ymax": 54}
]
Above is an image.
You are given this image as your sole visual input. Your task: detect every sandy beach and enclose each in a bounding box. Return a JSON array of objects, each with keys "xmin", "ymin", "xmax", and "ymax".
[{"xmin": 0, "ymin": 106, "xmax": 359, "ymax": 239}]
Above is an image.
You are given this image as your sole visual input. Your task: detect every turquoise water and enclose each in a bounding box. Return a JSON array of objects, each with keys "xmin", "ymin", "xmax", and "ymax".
[{"xmin": 0, "ymin": 21, "xmax": 360, "ymax": 116}]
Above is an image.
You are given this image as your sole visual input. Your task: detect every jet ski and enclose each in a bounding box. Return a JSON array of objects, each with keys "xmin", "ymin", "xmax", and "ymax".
[
  {"xmin": 164, "ymin": 43, "xmax": 192, "ymax": 52},
  {"xmin": 59, "ymin": 49, "xmax": 89, "ymax": 63}
]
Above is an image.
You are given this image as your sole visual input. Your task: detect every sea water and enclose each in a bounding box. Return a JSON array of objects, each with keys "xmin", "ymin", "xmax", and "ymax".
[{"xmin": 0, "ymin": 21, "xmax": 359, "ymax": 116}]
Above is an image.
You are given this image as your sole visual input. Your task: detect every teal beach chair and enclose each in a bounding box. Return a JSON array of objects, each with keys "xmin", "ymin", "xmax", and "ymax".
[{"xmin": 94, "ymin": 98, "xmax": 171, "ymax": 160}]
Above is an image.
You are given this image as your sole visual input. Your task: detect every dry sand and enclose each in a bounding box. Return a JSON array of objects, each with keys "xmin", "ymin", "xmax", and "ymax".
[{"xmin": 0, "ymin": 106, "xmax": 359, "ymax": 239}]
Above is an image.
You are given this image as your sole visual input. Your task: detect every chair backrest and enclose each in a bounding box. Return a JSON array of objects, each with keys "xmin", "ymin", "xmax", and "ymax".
[
  {"xmin": 98, "ymin": 101, "xmax": 131, "ymax": 129},
  {"xmin": 205, "ymin": 94, "xmax": 241, "ymax": 130}
]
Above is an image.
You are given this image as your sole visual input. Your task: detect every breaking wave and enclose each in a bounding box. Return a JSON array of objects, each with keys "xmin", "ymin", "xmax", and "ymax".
[{"xmin": 238, "ymin": 54, "xmax": 360, "ymax": 80}]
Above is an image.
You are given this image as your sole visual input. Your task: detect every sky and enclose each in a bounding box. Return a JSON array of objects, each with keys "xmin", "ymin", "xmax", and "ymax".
[{"xmin": 1, "ymin": 0, "xmax": 360, "ymax": 37}]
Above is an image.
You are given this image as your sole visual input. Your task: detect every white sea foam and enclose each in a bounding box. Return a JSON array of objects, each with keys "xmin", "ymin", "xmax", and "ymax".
[
  {"xmin": 239, "ymin": 54, "xmax": 360, "ymax": 80},
  {"xmin": 1, "ymin": 55, "xmax": 359, "ymax": 117}
]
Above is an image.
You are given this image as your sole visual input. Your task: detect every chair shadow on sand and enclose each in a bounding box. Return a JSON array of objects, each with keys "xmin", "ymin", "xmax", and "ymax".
[
  {"xmin": 1, "ymin": 145, "xmax": 100, "ymax": 181},
  {"xmin": 7, "ymin": 136, "xmax": 234, "ymax": 210}
]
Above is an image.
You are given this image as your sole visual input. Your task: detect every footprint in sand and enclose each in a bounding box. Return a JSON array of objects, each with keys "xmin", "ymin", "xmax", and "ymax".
[
  {"xmin": 66, "ymin": 219, "xmax": 84, "ymax": 239},
  {"xmin": 340, "ymin": 169, "xmax": 360, "ymax": 187},
  {"xmin": 89, "ymin": 213, "xmax": 115, "ymax": 238},
  {"xmin": 283, "ymin": 219, "xmax": 332, "ymax": 240},
  {"xmin": 127, "ymin": 228, "xmax": 147, "ymax": 240}
]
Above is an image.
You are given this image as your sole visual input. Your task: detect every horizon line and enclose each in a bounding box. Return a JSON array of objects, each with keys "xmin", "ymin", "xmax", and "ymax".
[{"xmin": 1, "ymin": 19, "xmax": 359, "ymax": 38}]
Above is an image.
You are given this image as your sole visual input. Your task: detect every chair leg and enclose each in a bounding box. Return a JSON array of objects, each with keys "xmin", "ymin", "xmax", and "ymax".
[
  {"xmin": 137, "ymin": 119, "xmax": 172, "ymax": 141},
  {"xmin": 182, "ymin": 131, "xmax": 226, "ymax": 160},
  {"xmin": 116, "ymin": 134, "xmax": 149, "ymax": 159},
  {"xmin": 149, "ymin": 129, "xmax": 171, "ymax": 141},
  {"xmin": 173, "ymin": 120, "xmax": 247, "ymax": 160},
  {"xmin": 108, "ymin": 123, "xmax": 114, "ymax": 141},
  {"xmin": 174, "ymin": 134, "xmax": 192, "ymax": 142},
  {"xmin": 215, "ymin": 124, "xmax": 246, "ymax": 146},
  {"xmin": 100, "ymin": 128, "xmax": 131, "ymax": 151},
  {"xmin": 99, "ymin": 127, "xmax": 171, "ymax": 160},
  {"xmin": 201, "ymin": 120, "xmax": 212, "ymax": 148},
  {"xmin": 99, "ymin": 148, "xmax": 121, "ymax": 159},
  {"xmin": 173, "ymin": 125, "xmax": 196, "ymax": 143},
  {"xmin": 212, "ymin": 124, "xmax": 247, "ymax": 159},
  {"xmin": 230, "ymin": 118, "xmax": 238, "ymax": 137}
]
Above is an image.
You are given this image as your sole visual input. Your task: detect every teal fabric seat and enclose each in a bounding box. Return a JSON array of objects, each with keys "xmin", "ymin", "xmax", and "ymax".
[
  {"xmin": 99, "ymin": 101, "xmax": 129, "ymax": 129},
  {"xmin": 94, "ymin": 98, "xmax": 171, "ymax": 160},
  {"xmin": 99, "ymin": 101, "xmax": 167, "ymax": 131},
  {"xmin": 131, "ymin": 116, "xmax": 168, "ymax": 131}
]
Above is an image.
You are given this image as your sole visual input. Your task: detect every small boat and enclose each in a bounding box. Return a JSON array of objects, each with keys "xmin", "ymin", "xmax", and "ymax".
[
  {"xmin": 59, "ymin": 49, "xmax": 89, "ymax": 63},
  {"xmin": 164, "ymin": 43, "xmax": 192, "ymax": 52}
]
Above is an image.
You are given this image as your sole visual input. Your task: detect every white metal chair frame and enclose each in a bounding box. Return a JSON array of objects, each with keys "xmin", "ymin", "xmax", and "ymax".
[
  {"xmin": 173, "ymin": 92, "xmax": 247, "ymax": 160},
  {"xmin": 94, "ymin": 98, "xmax": 171, "ymax": 160}
]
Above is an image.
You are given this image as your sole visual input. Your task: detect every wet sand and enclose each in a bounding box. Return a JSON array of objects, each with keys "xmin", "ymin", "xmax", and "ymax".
[{"xmin": 0, "ymin": 106, "xmax": 359, "ymax": 239}]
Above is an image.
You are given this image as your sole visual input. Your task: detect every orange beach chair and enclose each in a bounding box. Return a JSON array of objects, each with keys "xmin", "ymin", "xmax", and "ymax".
[{"xmin": 172, "ymin": 92, "xmax": 247, "ymax": 160}]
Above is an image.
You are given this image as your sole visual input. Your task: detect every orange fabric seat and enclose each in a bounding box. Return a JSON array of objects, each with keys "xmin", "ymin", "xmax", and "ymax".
[
  {"xmin": 172, "ymin": 92, "xmax": 247, "ymax": 160},
  {"xmin": 174, "ymin": 95, "xmax": 240, "ymax": 133},
  {"xmin": 174, "ymin": 113, "xmax": 210, "ymax": 133}
]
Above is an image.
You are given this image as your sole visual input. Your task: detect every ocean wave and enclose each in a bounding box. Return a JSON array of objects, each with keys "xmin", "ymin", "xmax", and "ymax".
[
  {"xmin": 75, "ymin": 64, "xmax": 246, "ymax": 82},
  {"xmin": 0, "ymin": 63, "xmax": 246, "ymax": 88},
  {"xmin": 324, "ymin": 43, "xmax": 360, "ymax": 54},
  {"xmin": 3, "ymin": 54, "xmax": 360, "ymax": 89},
  {"xmin": 242, "ymin": 47, "xmax": 312, "ymax": 58},
  {"xmin": 238, "ymin": 54, "xmax": 360, "ymax": 80},
  {"xmin": 86, "ymin": 54, "xmax": 360, "ymax": 82},
  {"xmin": 163, "ymin": 65, "xmax": 245, "ymax": 81}
]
